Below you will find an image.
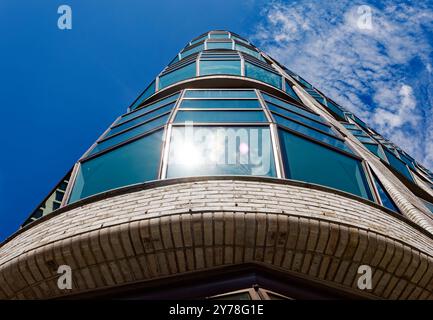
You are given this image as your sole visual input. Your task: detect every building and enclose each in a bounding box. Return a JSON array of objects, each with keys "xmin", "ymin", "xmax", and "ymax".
[{"xmin": 1, "ymin": 30, "xmax": 433, "ymax": 300}]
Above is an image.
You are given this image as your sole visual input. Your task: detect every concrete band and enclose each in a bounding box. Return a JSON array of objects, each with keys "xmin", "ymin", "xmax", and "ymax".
[{"xmin": 1, "ymin": 178, "xmax": 433, "ymax": 299}]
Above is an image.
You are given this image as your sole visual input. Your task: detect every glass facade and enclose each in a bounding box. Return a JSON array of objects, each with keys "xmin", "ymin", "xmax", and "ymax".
[{"xmin": 23, "ymin": 30, "xmax": 433, "ymax": 227}]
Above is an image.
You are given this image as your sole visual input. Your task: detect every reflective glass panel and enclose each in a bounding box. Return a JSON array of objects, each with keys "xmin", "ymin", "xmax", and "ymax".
[
  {"xmin": 167, "ymin": 126, "xmax": 276, "ymax": 178},
  {"xmin": 279, "ymin": 129, "xmax": 373, "ymax": 200},
  {"xmin": 184, "ymin": 90, "xmax": 257, "ymax": 99},
  {"xmin": 262, "ymin": 93, "xmax": 323, "ymax": 123},
  {"xmin": 175, "ymin": 110, "xmax": 267, "ymax": 123},
  {"xmin": 274, "ymin": 115, "xmax": 352, "ymax": 153},
  {"xmin": 245, "ymin": 62, "xmax": 281, "ymax": 88},
  {"xmin": 384, "ymin": 149, "xmax": 414, "ymax": 182},
  {"xmin": 130, "ymin": 80, "xmax": 155, "ymax": 110},
  {"xmin": 268, "ymin": 103, "xmax": 333, "ymax": 134},
  {"xmin": 207, "ymin": 42, "xmax": 233, "ymax": 50},
  {"xmin": 235, "ymin": 44, "xmax": 261, "ymax": 59},
  {"xmin": 326, "ymin": 101, "xmax": 346, "ymax": 120},
  {"xmin": 119, "ymin": 93, "xmax": 179, "ymax": 124},
  {"xmin": 354, "ymin": 136, "xmax": 375, "ymax": 143},
  {"xmin": 372, "ymin": 174, "xmax": 400, "ymax": 212},
  {"xmin": 159, "ymin": 63, "xmax": 196, "ymax": 89},
  {"xmin": 285, "ymin": 80, "xmax": 301, "ymax": 102},
  {"xmin": 200, "ymin": 60, "xmax": 241, "ymax": 76},
  {"xmin": 90, "ymin": 114, "xmax": 168, "ymax": 155},
  {"xmin": 181, "ymin": 44, "xmax": 203, "ymax": 59},
  {"xmin": 70, "ymin": 130, "xmax": 163, "ymax": 203},
  {"xmin": 363, "ymin": 143, "xmax": 386, "ymax": 160},
  {"xmin": 109, "ymin": 102, "xmax": 175, "ymax": 136},
  {"xmin": 180, "ymin": 99, "xmax": 260, "ymax": 109},
  {"xmin": 209, "ymin": 33, "xmax": 230, "ymax": 39}
]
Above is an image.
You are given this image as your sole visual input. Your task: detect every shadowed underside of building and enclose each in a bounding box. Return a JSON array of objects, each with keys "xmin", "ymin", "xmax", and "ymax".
[{"xmin": 1, "ymin": 31, "xmax": 433, "ymax": 300}]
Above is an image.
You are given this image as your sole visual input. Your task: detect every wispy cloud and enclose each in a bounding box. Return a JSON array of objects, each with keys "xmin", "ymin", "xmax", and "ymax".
[{"xmin": 251, "ymin": 0, "xmax": 433, "ymax": 169}]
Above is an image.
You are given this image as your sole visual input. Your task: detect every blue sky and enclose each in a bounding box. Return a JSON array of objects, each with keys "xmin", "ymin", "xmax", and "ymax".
[{"xmin": 0, "ymin": 0, "xmax": 432, "ymax": 242}]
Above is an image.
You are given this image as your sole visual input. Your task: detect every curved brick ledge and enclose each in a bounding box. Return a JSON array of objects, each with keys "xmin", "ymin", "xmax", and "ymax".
[{"xmin": 1, "ymin": 178, "xmax": 433, "ymax": 299}]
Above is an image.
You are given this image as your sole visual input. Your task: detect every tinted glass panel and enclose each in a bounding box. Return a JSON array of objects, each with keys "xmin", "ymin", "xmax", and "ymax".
[
  {"xmin": 372, "ymin": 174, "xmax": 400, "ymax": 213},
  {"xmin": 235, "ymin": 44, "xmax": 261, "ymax": 59},
  {"xmin": 167, "ymin": 126, "xmax": 276, "ymax": 178},
  {"xmin": 70, "ymin": 130, "xmax": 163, "ymax": 203},
  {"xmin": 130, "ymin": 80, "xmax": 155, "ymax": 110},
  {"xmin": 191, "ymin": 35, "xmax": 208, "ymax": 45},
  {"xmin": 91, "ymin": 114, "xmax": 168, "ymax": 155},
  {"xmin": 274, "ymin": 115, "xmax": 352, "ymax": 153},
  {"xmin": 268, "ymin": 103, "xmax": 333, "ymax": 134},
  {"xmin": 159, "ymin": 63, "xmax": 196, "ymax": 89},
  {"xmin": 279, "ymin": 129, "xmax": 373, "ymax": 200},
  {"xmin": 209, "ymin": 33, "xmax": 230, "ymax": 39},
  {"xmin": 326, "ymin": 101, "xmax": 346, "ymax": 120},
  {"xmin": 184, "ymin": 90, "xmax": 256, "ymax": 99},
  {"xmin": 175, "ymin": 110, "xmax": 267, "ymax": 123},
  {"xmin": 384, "ymin": 149, "xmax": 414, "ymax": 182},
  {"xmin": 355, "ymin": 136, "xmax": 375, "ymax": 143},
  {"xmin": 200, "ymin": 60, "xmax": 241, "ymax": 76},
  {"xmin": 245, "ymin": 62, "xmax": 281, "ymax": 88},
  {"xmin": 207, "ymin": 42, "xmax": 233, "ymax": 49},
  {"xmin": 181, "ymin": 44, "xmax": 203, "ymax": 59},
  {"xmin": 180, "ymin": 99, "xmax": 260, "ymax": 109},
  {"xmin": 285, "ymin": 81, "xmax": 301, "ymax": 102},
  {"xmin": 363, "ymin": 143, "xmax": 386, "ymax": 160},
  {"xmin": 262, "ymin": 93, "xmax": 323, "ymax": 123},
  {"xmin": 109, "ymin": 103, "xmax": 175, "ymax": 136},
  {"xmin": 119, "ymin": 93, "xmax": 179, "ymax": 124}
]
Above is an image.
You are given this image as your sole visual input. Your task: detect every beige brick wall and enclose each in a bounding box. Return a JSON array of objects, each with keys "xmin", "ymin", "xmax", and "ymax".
[{"xmin": 1, "ymin": 178, "xmax": 433, "ymax": 299}]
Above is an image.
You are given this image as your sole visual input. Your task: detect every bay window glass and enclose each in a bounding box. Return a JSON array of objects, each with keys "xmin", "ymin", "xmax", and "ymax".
[
  {"xmin": 175, "ymin": 110, "xmax": 267, "ymax": 123},
  {"xmin": 69, "ymin": 130, "xmax": 163, "ymax": 203},
  {"xmin": 159, "ymin": 62, "xmax": 196, "ymax": 89},
  {"xmin": 184, "ymin": 90, "xmax": 257, "ymax": 99},
  {"xmin": 200, "ymin": 60, "xmax": 241, "ymax": 76},
  {"xmin": 245, "ymin": 62, "xmax": 282, "ymax": 88},
  {"xmin": 207, "ymin": 42, "xmax": 233, "ymax": 50},
  {"xmin": 372, "ymin": 174, "xmax": 400, "ymax": 213},
  {"xmin": 90, "ymin": 114, "xmax": 168, "ymax": 155},
  {"xmin": 130, "ymin": 80, "xmax": 155, "ymax": 110},
  {"xmin": 278, "ymin": 129, "xmax": 374, "ymax": 200},
  {"xmin": 383, "ymin": 149, "xmax": 414, "ymax": 182},
  {"xmin": 167, "ymin": 126, "xmax": 276, "ymax": 178},
  {"xmin": 119, "ymin": 93, "xmax": 179, "ymax": 124},
  {"xmin": 180, "ymin": 99, "xmax": 260, "ymax": 109}
]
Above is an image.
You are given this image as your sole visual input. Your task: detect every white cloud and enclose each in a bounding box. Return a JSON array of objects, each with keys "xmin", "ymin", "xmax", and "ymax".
[{"xmin": 251, "ymin": 0, "xmax": 433, "ymax": 169}]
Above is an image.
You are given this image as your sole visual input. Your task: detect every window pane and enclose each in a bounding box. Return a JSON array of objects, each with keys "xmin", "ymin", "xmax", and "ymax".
[
  {"xmin": 285, "ymin": 80, "xmax": 301, "ymax": 102},
  {"xmin": 91, "ymin": 114, "xmax": 168, "ymax": 155},
  {"xmin": 119, "ymin": 93, "xmax": 179, "ymax": 124},
  {"xmin": 235, "ymin": 44, "xmax": 261, "ymax": 60},
  {"xmin": 191, "ymin": 35, "xmax": 208, "ymax": 45},
  {"xmin": 279, "ymin": 129, "xmax": 373, "ymax": 200},
  {"xmin": 109, "ymin": 102, "xmax": 175, "ymax": 136},
  {"xmin": 274, "ymin": 114, "xmax": 352, "ymax": 154},
  {"xmin": 130, "ymin": 80, "xmax": 155, "ymax": 110},
  {"xmin": 70, "ymin": 130, "xmax": 163, "ymax": 203},
  {"xmin": 384, "ymin": 149, "xmax": 414, "ymax": 182},
  {"xmin": 181, "ymin": 44, "xmax": 203, "ymax": 59},
  {"xmin": 167, "ymin": 126, "xmax": 276, "ymax": 178},
  {"xmin": 363, "ymin": 143, "xmax": 386, "ymax": 160},
  {"xmin": 207, "ymin": 42, "xmax": 233, "ymax": 49},
  {"xmin": 159, "ymin": 62, "xmax": 196, "ymax": 89},
  {"xmin": 268, "ymin": 103, "xmax": 333, "ymax": 134},
  {"xmin": 262, "ymin": 93, "xmax": 323, "ymax": 123},
  {"xmin": 372, "ymin": 174, "xmax": 400, "ymax": 213},
  {"xmin": 354, "ymin": 136, "xmax": 375, "ymax": 143},
  {"xmin": 245, "ymin": 62, "xmax": 281, "ymax": 88},
  {"xmin": 180, "ymin": 99, "xmax": 260, "ymax": 109},
  {"xmin": 184, "ymin": 90, "xmax": 257, "ymax": 99},
  {"xmin": 326, "ymin": 101, "xmax": 346, "ymax": 120},
  {"xmin": 175, "ymin": 110, "xmax": 268, "ymax": 123},
  {"xmin": 209, "ymin": 33, "xmax": 229, "ymax": 39},
  {"xmin": 200, "ymin": 60, "xmax": 241, "ymax": 76}
]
